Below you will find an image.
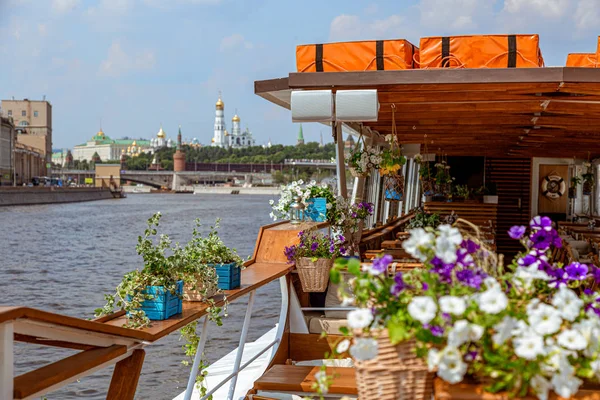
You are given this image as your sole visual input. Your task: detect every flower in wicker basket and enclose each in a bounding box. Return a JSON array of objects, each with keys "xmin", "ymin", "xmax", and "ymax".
[
  {"xmin": 346, "ymin": 145, "xmax": 382, "ymax": 178},
  {"xmin": 284, "ymin": 230, "xmax": 346, "ymax": 293},
  {"xmin": 326, "ymin": 217, "xmax": 600, "ymax": 400}
]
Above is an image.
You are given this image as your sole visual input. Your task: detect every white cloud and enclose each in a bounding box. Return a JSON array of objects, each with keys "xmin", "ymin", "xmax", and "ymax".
[
  {"xmin": 220, "ymin": 34, "xmax": 253, "ymax": 52},
  {"xmin": 38, "ymin": 24, "xmax": 48, "ymax": 37},
  {"xmin": 52, "ymin": 0, "xmax": 80, "ymax": 14},
  {"xmin": 86, "ymin": 0, "xmax": 134, "ymax": 16},
  {"xmin": 420, "ymin": 0, "xmax": 495, "ymax": 30},
  {"xmin": 329, "ymin": 14, "xmax": 409, "ymax": 41},
  {"xmin": 574, "ymin": 0, "xmax": 600, "ymax": 31},
  {"xmin": 503, "ymin": 0, "xmax": 569, "ymax": 18},
  {"xmin": 99, "ymin": 41, "xmax": 156, "ymax": 77}
]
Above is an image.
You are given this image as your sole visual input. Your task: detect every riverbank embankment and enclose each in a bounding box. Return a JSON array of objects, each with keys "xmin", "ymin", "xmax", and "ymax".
[
  {"xmin": 0, "ymin": 187, "xmax": 114, "ymax": 206},
  {"xmin": 192, "ymin": 186, "xmax": 280, "ymax": 196}
]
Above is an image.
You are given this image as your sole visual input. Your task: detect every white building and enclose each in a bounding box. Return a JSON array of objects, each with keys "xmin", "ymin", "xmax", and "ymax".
[{"xmin": 211, "ymin": 95, "xmax": 255, "ymax": 148}]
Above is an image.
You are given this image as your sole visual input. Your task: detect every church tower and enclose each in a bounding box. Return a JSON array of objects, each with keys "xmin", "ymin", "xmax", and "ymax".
[
  {"xmin": 174, "ymin": 125, "xmax": 186, "ymax": 172},
  {"xmin": 212, "ymin": 93, "xmax": 226, "ymax": 147},
  {"xmin": 297, "ymin": 124, "xmax": 305, "ymax": 146}
]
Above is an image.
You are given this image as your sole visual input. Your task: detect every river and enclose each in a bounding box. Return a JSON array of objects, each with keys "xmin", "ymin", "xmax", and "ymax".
[{"xmin": 0, "ymin": 194, "xmax": 280, "ymax": 399}]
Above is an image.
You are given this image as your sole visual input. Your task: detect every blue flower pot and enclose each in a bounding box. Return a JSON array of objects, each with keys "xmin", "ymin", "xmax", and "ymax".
[
  {"xmin": 306, "ymin": 197, "xmax": 327, "ymax": 222},
  {"xmin": 129, "ymin": 280, "xmax": 183, "ymax": 321},
  {"xmin": 385, "ymin": 189, "xmax": 403, "ymax": 201},
  {"xmin": 212, "ymin": 262, "xmax": 241, "ymax": 290}
]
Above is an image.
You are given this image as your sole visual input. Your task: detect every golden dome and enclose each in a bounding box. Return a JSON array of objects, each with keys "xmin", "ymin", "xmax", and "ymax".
[
  {"xmin": 127, "ymin": 146, "xmax": 131, "ymax": 152},
  {"xmin": 97, "ymin": 129, "xmax": 105, "ymax": 137},
  {"xmin": 132, "ymin": 140, "xmax": 137, "ymax": 146},
  {"xmin": 211, "ymin": 138, "xmax": 215, "ymax": 143},
  {"xmin": 232, "ymin": 114, "xmax": 240, "ymax": 122},
  {"xmin": 224, "ymin": 130, "xmax": 230, "ymax": 137},
  {"xmin": 121, "ymin": 149, "xmax": 125, "ymax": 153},
  {"xmin": 216, "ymin": 96, "xmax": 224, "ymax": 110},
  {"xmin": 157, "ymin": 126, "xmax": 166, "ymax": 138}
]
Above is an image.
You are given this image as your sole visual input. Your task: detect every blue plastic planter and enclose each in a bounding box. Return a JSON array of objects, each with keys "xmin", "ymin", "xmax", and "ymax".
[
  {"xmin": 306, "ymin": 197, "xmax": 327, "ymax": 222},
  {"xmin": 130, "ymin": 280, "xmax": 183, "ymax": 321},
  {"xmin": 213, "ymin": 263, "xmax": 241, "ymax": 290},
  {"xmin": 385, "ymin": 189, "xmax": 403, "ymax": 201}
]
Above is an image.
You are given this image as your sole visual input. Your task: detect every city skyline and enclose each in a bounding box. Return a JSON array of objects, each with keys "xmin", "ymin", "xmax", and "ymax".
[{"xmin": 1, "ymin": 0, "xmax": 600, "ymax": 148}]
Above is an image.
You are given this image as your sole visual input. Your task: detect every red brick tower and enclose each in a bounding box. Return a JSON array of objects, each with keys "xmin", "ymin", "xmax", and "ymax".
[{"xmin": 173, "ymin": 125, "xmax": 186, "ymax": 172}]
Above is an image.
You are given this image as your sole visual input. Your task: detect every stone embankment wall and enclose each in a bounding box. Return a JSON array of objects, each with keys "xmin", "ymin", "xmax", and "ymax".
[
  {"xmin": 0, "ymin": 187, "xmax": 114, "ymax": 206},
  {"xmin": 192, "ymin": 186, "xmax": 280, "ymax": 195}
]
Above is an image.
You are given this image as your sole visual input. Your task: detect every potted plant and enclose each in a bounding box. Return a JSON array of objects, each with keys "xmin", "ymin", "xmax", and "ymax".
[
  {"xmin": 269, "ymin": 180, "xmax": 339, "ymax": 224},
  {"xmin": 582, "ymin": 162, "xmax": 594, "ymax": 196},
  {"xmin": 569, "ymin": 175, "xmax": 581, "ymax": 199},
  {"xmin": 284, "ymin": 230, "xmax": 345, "ymax": 292},
  {"xmin": 483, "ymin": 182, "xmax": 498, "ymax": 204},
  {"xmin": 345, "ymin": 201, "xmax": 375, "ymax": 255},
  {"xmin": 380, "ymin": 135, "xmax": 407, "ymax": 202},
  {"xmin": 180, "ymin": 219, "xmax": 220, "ymax": 301},
  {"xmin": 194, "ymin": 218, "xmax": 244, "ymax": 290},
  {"xmin": 417, "ymin": 157, "xmax": 435, "ymax": 200},
  {"xmin": 407, "ymin": 209, "xmax": 441, "ymax": 229},
  {"xmin": 95, "ymin": 212, "xmax": 184, "ymax": 328},
  {"xmin": 324, "ymin": 217, "xmax": 600, "ymax": 400},
  {"xmin": 346, "ymin": 142, "xmax": 382, "ymax": 178},
  {"xmin": 454, "ymin": 185, "xmax": 470, "ymax": 202}
]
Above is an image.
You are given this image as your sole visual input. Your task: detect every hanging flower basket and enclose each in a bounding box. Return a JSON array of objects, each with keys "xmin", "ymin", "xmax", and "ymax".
[
  {"xmin": 296, "ymin": 257, "xmax": 333, "ymax": 292},
  {"xmin": 354, "ymin": 330, "xmax": 434, "ymax": 400},
  {"xmin": 346, "ymin": 136, "xmax": 382, "ymax": 178},
  {"xmin": 421, "ymin": 177, "xmax": 435, "ymax": 196},
  {"xmin": 384, "ymin": 172, "xmax": 405, "ymax": 202},
  {"xmin": 583, "ymin": 180, "xmax": 594, "ymax": 196}
]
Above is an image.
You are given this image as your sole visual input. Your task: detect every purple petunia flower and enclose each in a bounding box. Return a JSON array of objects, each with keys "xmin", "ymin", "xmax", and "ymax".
[
  {"xmin": 429, "ymin": 325, "xmax": 444, "ymax": 337},
  {"xmin": 390, "ymin": 271, "xmax": 406, "ymax": 296},
  {"xmin": 311, "ymin": 242, "xmax": 318, "ymax": 252},
  {"xmin": 284, "ymin": 245, "xmax": 297, "ymax": 263},
  {"xmin": 584, "ymin": 288, "xmax": 594, "ymax": 296},
  {"xmin": 373, "ymin": 254, "xmax": 393, "ymax": 275},
  {"xmin": 530, "ymin": 216, "xmax": 553, "ymax": 231},
  {"xmin": 329, "ymin": 244, "xmax": 335, "ymax": 254},
  {"xmin": 456, "ymin": 248, "xmax": 476, "ymax": 268},
  {"xmin": 508, "ymin": 225, "xmax": 527, "ymax": 240},
  {"xmin": 422, "ymin": 282, "xmax": 429, "ymax": 291},
  {"xmin": 565, "ymin": 262, "xmax": 589, "ymax": 280},
  {"xmin": 431, "ymin": 257, "xmax": 455, "ymax": 284},
  {"xmin": 530, "ymin": 229, "xmax": 558, "ymax": 251},
  {"xmin": 592, "ymin": 267, "xmax": 600, "ymax": 282},
  {"xmin": 461, "ymin": 239, "xmax": 480, "ymax": 255},
  {"xmin": 456, "ymin": 268, "xmax": 487, "ymax": 290}
]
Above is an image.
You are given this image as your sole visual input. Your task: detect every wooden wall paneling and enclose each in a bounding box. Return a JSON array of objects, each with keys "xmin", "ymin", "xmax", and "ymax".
[{"xmin": 485, "ymin": 158, "xmax": 532, "ymax": 258}]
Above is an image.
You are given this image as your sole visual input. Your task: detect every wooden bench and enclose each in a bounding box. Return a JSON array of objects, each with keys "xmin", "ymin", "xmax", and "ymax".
[{"xmin": 253, "ymin": 365, "xmax": 357, "ymax": 395}]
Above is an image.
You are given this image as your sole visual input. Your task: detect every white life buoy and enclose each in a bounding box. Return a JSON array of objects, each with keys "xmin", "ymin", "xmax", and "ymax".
[{"xmin": 541, "ymin": 174, "xmax": 566, "ymax": 199}]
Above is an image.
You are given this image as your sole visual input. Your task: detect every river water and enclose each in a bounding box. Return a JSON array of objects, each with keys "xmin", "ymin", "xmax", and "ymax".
[{"xmin": 0, "ymin": 194, "xmax": 280, "ymax": 399}]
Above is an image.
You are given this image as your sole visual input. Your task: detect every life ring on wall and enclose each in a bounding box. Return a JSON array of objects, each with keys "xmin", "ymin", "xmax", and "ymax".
[{"xmin": 541, "ymin": 174, "xmax": 566, "ymax": 199}]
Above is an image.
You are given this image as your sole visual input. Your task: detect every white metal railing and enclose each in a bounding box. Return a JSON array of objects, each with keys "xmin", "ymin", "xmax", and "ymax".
[{"xmin": 183, "ymin": 276, "xmax": 289, "ymax": 400}]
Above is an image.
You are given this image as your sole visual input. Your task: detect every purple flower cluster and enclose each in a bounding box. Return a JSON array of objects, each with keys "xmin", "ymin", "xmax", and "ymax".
[
  {"xmin": 391, "ymin": 271, "xmax": 406, "ymax": 296},
  {"xmin": 429, "ymin": 239, "xmax": 488, "ymax": 289},
  {"xmin": 351, "ymin": 201, "xmax": 375, "ymax": 220},
  {"xmin": 284, "ymin": 230, "xmax": 345, "ymax": 263},
  {"xmin": 373, "ymin": 254, "xmax": 393, "ymax": 275},
  {"xmin": 508, "ymin": 216, "xmax": 562, "ymax": 252}
]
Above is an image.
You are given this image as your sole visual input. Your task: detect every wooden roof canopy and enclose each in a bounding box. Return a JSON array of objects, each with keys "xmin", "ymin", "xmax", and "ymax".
[{"xmin": 255, "ymin": 67, "xmax": 600, "ymax": 158}]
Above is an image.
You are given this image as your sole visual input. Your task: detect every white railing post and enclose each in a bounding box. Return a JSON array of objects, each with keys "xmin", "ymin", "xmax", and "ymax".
[
  {"xmin": 0, "ymin": 322, "xmax": 14, "ymax": 400},
  {"xmin": 184, "ymin": 315, "xmax": 210, "ymax": 400},
  {"xmin": 227, "ymin": 290, "xmax": 256, "ymax": 400}
]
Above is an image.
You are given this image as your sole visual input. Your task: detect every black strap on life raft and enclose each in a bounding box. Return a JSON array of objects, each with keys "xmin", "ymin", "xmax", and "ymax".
[
  {"xmin": 508, "ymin": 35, "xmax": 517, "ymax": 68},
  {"xmin": 376, "ymin": 40, "xmax": 384, "ymax": 70},
  {"xmin": 441, "ymin": 37, "xmax": 450, "ymax": 68},
  {"xmin": 315, "ymin": 44, "xmax": 324, "ymax": 72}
]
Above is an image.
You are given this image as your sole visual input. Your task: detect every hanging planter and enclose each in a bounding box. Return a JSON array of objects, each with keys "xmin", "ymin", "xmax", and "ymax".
[
  {"xmin": 421, "ymin": 177, "xmax": 435, "ymax": 196},
  {"xmin": 347, "ymin": 135, "xmax": 382, "ymax": 178},
  {"xmin": 583, "ymin": 178, "xmax": 594, "ymax": 196},
  {"xmin": 384, "ymin": 172, "xmax": 405, "ymax": 202}
]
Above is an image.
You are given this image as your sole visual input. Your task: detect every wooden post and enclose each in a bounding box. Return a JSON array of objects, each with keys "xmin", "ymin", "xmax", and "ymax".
[
  {"xmin": 0, "ymin": 322, "xmax": 13, "ymax": 400},
  {"xmin": 106, "ymin": 349, "xmax": 145, "ymax": 400},
  {"xmin": 334, "ymin": 122, "xmax": 348, "ymax": 198}
]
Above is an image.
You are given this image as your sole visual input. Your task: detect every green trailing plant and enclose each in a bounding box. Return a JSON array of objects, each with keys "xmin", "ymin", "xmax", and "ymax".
[
  {"xmin": 95, "ymin": 212, "xmax": 184, "ymax": 328},
  {"xmin": 571, "ymin": 175, "xmax": 582, "ymax": 187},
  {"xmin": 407, "ymin": 209, "xmax": 441, "ymax": 229},
  {"xmin": 455, "ymin": 184, "xmax": 471, "ymax": 199}
]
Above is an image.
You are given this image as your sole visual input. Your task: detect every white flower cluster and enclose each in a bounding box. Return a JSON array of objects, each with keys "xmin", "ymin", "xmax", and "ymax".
[
  {"xmin": 268, "ymin": 180, "xmax": 326, "ymax": 221},
  {"xmin": 347, "ymin": 146, "xmax": 382, "ymax": 175},
  {"xmin": 402, "ymin": 224, "xmax": 462, "ymax": 264}
]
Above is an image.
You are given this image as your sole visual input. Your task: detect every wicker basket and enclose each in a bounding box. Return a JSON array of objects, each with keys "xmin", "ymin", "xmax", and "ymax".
[
  {"xmin": 183, "ymin": 274, "xmax": 219, "ymax": 302},
  {"xmin": 354, "ymin": 330, "xmax": 434, "ymax": 400},
  {"xmin": 295, "ymin": 257, "xmax": 333, "ymax": 292},
  {"xmin": 349, "ymin": 167, "xmax": 369, "ymax": 178}
]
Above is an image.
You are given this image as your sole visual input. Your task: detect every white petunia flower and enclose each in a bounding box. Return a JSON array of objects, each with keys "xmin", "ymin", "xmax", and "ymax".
[
  {"xmin": 427, "ymin": 348, "xmax": 441, "ymax": 372},
  {"xmin": 483, "ymin": 277, "xmax": 501, "ymax": 290},
  {"xmin": 408, "ymin": 296, "xmax": 438, "ymax": 325},
  {"xmin": 336, "ymin": 339, "xmax": 350, "ymax": 354},
  {"xmin": 347, "ymin": 308, "xmax": 373, "ymax": 329},
  {"xmin": 492, "ymin": 316, "xmax": 518, "ymax": 346},
  {"xmin": 437, "ymin": 225, "xmax": 463, "ymax": 245},
  {"xmin": 530, "ymin": 375, "xmax": 552, "ymax": 400},
  {"xmin": 448, "ymin": 320, "xmax": 484, "ymax": 347},
  {"xmin": 437, "ymin": 346, "xmax": 467, "ymax": 384},
  {"xmin": 552, "ymin": 286, "xmax": 583, "ymax": 322},
  {"xmin": 439, "ymin": 296, "xmax": 467, "ymax": 316},
  {"xmin": 551, "ymin": 373, "xmax": 582, "ymax": 399},
  {"xmin": 435, "ymin": 235, "xmax": 459, "ymax": 264},
  {"xmin": 478, "ymin": 288, "xmax": 508, "ymax": 314},
  {"xmin": 349, "ymin": 338, "xmax": 378, "ymax": 361},
  {"xmin": 514, "ymin": 334, "xmax": 545, "ymax": 360},
  {"xmin": 313, "ymin": 370, "xmax": 329, "ymax": 394},
  {"xmin": 557, "ymin": 329, "xmax": 588, "ymax": 351},
  {"xmin": 574, "ymin": 318, "xmax": 600, "ymax": 357},
  {"xmin": 528, "ymin": 303, "xmax": 562, "ymax": 336},
  {"xmin": 402, "ymin": 228, "xmax": 435, "ymax": 261}
]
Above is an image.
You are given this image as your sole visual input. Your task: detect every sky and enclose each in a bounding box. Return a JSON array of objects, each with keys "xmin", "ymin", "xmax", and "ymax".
[{"xmin": 0, "ymin": 0, "xmax": 599, "ymax": 149}]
